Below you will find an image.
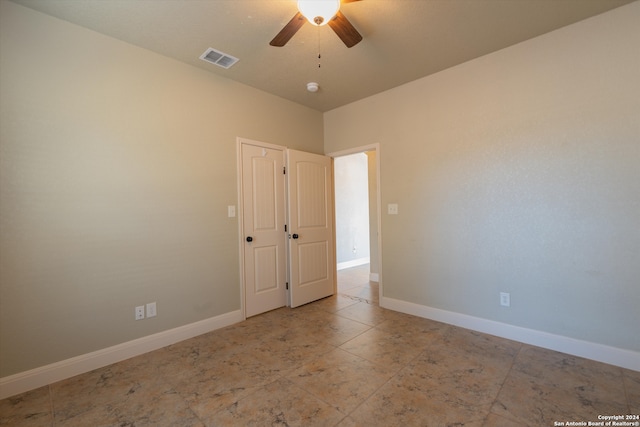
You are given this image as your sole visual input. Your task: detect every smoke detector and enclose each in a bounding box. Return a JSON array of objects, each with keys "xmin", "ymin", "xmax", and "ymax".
[{"xmin": 307, "ymin": 82, "xmax": 319, "ymax": 93}]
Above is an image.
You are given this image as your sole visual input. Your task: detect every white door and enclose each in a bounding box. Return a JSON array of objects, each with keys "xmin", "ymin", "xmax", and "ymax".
[
  {"xmin": 288, "ymin": 149, "xmax": 335, "ymax": 308},
  {"xmin": 241, "ymin": 142, "xmax": 287, "ymax": 317}
]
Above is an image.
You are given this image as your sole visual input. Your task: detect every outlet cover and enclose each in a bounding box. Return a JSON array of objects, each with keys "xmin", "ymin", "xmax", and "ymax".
[
  {"xmin": 135, "ymin": 305, "xmax": 145, "ymax": 320},
  {"xmin": 146, "ymin": 302, "xmax": 157, "ymax": 318},
  {"xmin": 500, "ymin": 292, "xmax": 510, "ymax": 307},
  {"xmin": 387, "ymin": 203, "xmax": 398, "ymax": 215}
]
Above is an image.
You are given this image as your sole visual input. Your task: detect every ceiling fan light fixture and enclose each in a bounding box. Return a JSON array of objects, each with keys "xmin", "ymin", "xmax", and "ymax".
[{"xmin": 297, "ymin": 0, "xmax": 340, "ymax": 26}]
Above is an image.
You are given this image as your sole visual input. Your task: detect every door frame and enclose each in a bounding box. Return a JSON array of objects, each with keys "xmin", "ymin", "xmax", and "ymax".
[
  {"xmin": 237, "ymin": 138, "xmax": 380, "ymax": 318},
  {"xmin": 326, "ymin": 143, "xmax": 383, "ymax": 303},
  {"xmin": 236, "ymin": 137, "xmax": 289, "ymax": 320}
]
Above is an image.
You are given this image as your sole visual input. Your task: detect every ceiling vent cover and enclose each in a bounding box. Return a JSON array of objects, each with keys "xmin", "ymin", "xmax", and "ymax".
[{"xmin": 199, "ymin": 47, "xmax": 239, "ymax": 69}]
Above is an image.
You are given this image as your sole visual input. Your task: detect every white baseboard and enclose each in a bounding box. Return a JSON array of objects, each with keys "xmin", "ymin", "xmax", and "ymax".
[
  {"xmin": 369, "ymin": 273, "xmax": 379, "ymax": 282},
  {"xmin": 0, "ymin": 310, "xmax": 243, "ymax": 400},
  {"xmin": 380, "ymin": 296, "xmax": 640, "ymax": 372},
  {"xmin": 337, "ymin": 257, "xmax": 370, "ymax": 270}
]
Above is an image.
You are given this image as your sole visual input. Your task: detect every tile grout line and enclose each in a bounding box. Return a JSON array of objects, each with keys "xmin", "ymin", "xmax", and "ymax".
[
  {"xmin": 156, "ymin": 358, "xmax": 208, "ymax": 427},
  {"xmin": 484, "ymin": 342, "xmax": 527, "ymax": 426},
  {"xmin": 336, "ymin": 340, "xmax": 430, "ymax": 425},
  {"xmin": 280, "ymin": 371, "xmax": 350, "ymax": 424},
  {"xmin": 318, "ymin": 293, "xmax": 403, "ymax": 424},
  {"xmin": 620, "ymin": 367, "xmax": 631, "ymax": 413},
  {"xmin": 48, "ymin": 384, "xmax": 54, "ymax": 427}
]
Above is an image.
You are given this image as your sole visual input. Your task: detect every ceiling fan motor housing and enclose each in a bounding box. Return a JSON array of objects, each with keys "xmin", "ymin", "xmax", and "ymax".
[
  {"xmin": 270, "ymin": 0, "xmax": 362, "ymax": 48},
  {"xmin": 298, "ymin": 0, "xmax": 340, "ymax": 26}
]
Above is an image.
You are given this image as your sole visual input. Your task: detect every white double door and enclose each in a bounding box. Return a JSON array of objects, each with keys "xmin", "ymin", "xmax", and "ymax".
[{"xmin": 240, "ymin": 140, "xmax": 334, "ymax": 317}]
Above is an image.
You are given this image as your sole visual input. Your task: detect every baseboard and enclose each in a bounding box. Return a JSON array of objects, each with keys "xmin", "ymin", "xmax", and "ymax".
[
  {"xmin": 369, "ymin": 273, "xmax": 379, "ymax": 282},
  {"xmin": 0, "ymin": 310, "xmax": 243, "ymax": 400},
  {"xmin": 337, "ymin": 257, "xmax": 370, "ymax": 270},
  {"xmin": 380, "ymin": 296, "xmax": 640, "ymax": 372}
]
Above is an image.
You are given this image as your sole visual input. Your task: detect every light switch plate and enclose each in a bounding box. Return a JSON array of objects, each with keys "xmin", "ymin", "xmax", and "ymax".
[
  {"xmin": 388, "ymin": 203, "xmax": 398, "ymax": 215},
  {"xmin": 228, "ymin": 205, "xmax": 236, "ymax": 217},
  {"xmin": 500, "ymin": 292, "xmax": 510, "ymax": 307},
  {"xmin": 146, "ymin": 302, "xmax": 157, "ymax": 318}
]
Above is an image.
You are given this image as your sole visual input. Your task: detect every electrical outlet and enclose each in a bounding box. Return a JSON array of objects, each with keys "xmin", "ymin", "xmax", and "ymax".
[
  {"xmin": 146, "ymin": 302, "xmax": 157, "ymax": 318},
  {"xmin": 135, "ymin": 305, "xmax": 145, "ymax": 320},
  {"xmin": 500, "ymin": 292, "xmax": 510, "ymax": 307},
  {"xmin": 388, "ymin": 203, "xmax": 398, "ymax": 215}
]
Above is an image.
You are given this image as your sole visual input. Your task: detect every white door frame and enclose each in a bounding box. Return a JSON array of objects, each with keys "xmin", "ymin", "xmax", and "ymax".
[
  {"xmin": 238, "ymin": 138, "xmax": 379, "ymax": 318},
  {"xmin": 326, "ymin": 143, "xmax": 383, "ymax": 303}
]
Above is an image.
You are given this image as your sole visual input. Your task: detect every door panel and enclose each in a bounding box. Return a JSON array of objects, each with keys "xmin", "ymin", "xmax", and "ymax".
[
  {"xmin": 242, "ymin": 143, "xmax": 286, "ymax": 317},
  {"xmin": 298, "ymin": 241, "xmax": 329, "ymax": 285},
  {"xmin": 254, "ymin": 246, "xmax": 278, "ymax": 292},
  {"xmin": 288, "ymin": 149, "xmax": 335, "ymax": 308}
]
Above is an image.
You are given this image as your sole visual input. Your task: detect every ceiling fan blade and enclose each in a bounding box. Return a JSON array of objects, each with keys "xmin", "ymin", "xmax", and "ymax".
[
  {"xmin": 270, "ymin": 12, "xmax": 306, "ymax": 47},
  {"xmin": 328, "ymin": 10, "xmax": 363, "ymax": 48}
]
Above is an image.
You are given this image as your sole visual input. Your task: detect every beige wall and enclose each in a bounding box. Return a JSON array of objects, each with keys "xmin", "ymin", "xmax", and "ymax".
[
  {"xmin": 0, "ymin": 2, "xmax": 323, "ymax": 377},
  {"xmin": 325, "ymin": 2, "xmax": 640, "ymax": 352}
]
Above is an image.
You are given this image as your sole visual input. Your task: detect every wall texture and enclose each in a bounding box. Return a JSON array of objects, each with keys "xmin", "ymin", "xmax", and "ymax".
[
  {"xmin": 0, "ymin": 1, "xmax": 323, "ymax": 377},
  {"xmin": 325, "ymin": 2, "xmax": 639, "ymax": 352}
]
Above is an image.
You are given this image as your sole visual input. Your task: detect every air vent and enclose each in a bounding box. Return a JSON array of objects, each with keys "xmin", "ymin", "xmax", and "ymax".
[{"xmin": 199, "ymin": 47, "xmax": 239, "ymax": 69}]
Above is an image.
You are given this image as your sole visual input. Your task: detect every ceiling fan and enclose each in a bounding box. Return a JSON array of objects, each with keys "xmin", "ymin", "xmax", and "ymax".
[{"xmin": 270, "ymin": 0, "xmax": 363, "ymax": 48}]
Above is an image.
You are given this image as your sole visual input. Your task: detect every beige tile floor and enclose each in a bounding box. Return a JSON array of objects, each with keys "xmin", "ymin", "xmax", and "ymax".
[{"xmin": 2, "ymin": 264, "xmax": 638, "ymax": 426}]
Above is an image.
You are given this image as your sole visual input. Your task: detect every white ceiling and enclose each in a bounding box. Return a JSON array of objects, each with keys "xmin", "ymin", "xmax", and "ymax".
[{"xmin": 11, "ymin": 0, "xmax": 635, "ymax": 112}]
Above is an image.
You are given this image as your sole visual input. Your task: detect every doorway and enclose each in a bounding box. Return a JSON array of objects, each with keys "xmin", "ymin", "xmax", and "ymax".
[
  {"xmin": 334, "ymin": 153, "xmax": 370, "ymax": 270},
  {"xmin": 238, "ymin": 138, "xmax": 335, "ymax": 318},
  {"xmin": 329, "ymin": 145, "xmax": 381, "ymax": 306}
]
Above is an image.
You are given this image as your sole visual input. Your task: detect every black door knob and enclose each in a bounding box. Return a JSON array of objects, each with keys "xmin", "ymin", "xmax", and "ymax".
[
  {"xmin": 292, "ymin": 234, "xmax": 299, "ymax": 239},
  {"xmin": 246, "ymin": 236, "xmax": 253, "ymax": 242}
]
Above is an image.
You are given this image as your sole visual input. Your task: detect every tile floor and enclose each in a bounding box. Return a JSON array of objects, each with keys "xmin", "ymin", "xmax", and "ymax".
[{"xmin": 2, "ymin": 265, "xmax": 638, "ymax": 426}]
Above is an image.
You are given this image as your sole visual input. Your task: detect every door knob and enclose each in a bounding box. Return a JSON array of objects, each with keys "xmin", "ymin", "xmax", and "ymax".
[
  {"xmin": 292, "ymin": 234, "xmax": 299, "ymax": 239},
  {"xmin": 246, "ymin": 236, "xmax": 253, "ymax": 242}
]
